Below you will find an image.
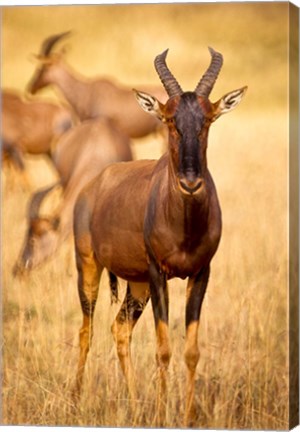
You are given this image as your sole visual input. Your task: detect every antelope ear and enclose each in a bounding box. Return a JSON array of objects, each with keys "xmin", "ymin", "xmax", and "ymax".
[
  {"xmin": 59, "ymin": 44, "xmax": 70, "ymax": 57},
  {"xmin": 133, "ymin": 89, "xmax": 164, "ymax": 120},
  {"xmin": 29, "ymin": 54, "xmax": 54, "ymax": 65},
  {"xmin": 212, "ymin": 86, "xmax": 247, "ymax": 121}
]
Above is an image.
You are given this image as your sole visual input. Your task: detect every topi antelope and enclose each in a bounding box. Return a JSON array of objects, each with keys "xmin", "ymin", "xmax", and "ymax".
[
  {"xmin": 2, "ymin": 90, "xmax": 74, "ymax": 182},
  {"xmin": 13, "ymin": 118, "xmax": 132, "ymax": 276},
  {"xmin": 27, "ymin": 31, "xmax": 167, "ymax": 138},
  {"xmin": 72, "ymin": 48, "xmax": 247, "ymax": 425}
]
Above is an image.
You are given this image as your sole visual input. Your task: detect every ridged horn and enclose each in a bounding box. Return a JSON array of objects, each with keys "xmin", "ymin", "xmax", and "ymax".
[
  {"xmin": 195, "ymin": 47, "xmax": 223, "ymax": 97},
  {"xmin": 154, "ymin": 49, "xmax": 183, "ymax": 98},
  {"xmin": 39, "ymin": 31, "xmax": 72, "ymax": 57},
  {"xmin": 28, "ymin": 183, "xmax": 60, "ymax": 220}
]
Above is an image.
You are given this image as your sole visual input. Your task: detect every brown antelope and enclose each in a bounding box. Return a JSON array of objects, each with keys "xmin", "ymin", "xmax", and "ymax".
[
  {"xmin": 72, "ymin": 48, "xmax": 247, "ymax": 425},
  {"xmin": 2, "ymin": 90, "xmax": 74, "ymax": 181},
  {"xmin": 13, "ymin": 118, "xmax": 132, "ymax": 276},
  {"xmin": 27, "ymin": 32, "xmax": 167, "ymax": 139}
]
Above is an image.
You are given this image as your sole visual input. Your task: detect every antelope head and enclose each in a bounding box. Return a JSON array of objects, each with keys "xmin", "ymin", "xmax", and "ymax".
[
  {"xmin": 27, "ymin": 31, "xmax": 71, "ymax": 95},
  {"xmin": 135, "ymin": 48, "xmax": 247, "ymax": 196},
  {"xmin": 13, "ymin": 183, "xmax": 61, "ymax": 277}
]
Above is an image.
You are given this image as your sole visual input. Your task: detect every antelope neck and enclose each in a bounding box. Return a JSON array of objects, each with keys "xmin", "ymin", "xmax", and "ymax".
[
  {"xmin": 54, "ymin": 65, "xmax": 91, "ymax": 120},
  {"xmin": 166, "ymin": 157, "xmax": 211, "ymax": 241}
]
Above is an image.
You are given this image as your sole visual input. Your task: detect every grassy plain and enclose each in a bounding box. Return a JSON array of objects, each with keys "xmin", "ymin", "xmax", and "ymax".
[{"xmin": 2, "ymin": 2, "xmax": 291, "ymax": 429}]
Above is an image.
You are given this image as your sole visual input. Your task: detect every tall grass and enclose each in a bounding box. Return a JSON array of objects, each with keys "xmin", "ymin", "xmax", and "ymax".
[
  {"xmin": 2, "ymin": 110, "xmax": 289, "ymax": 429},
  {"xmin": 2, "ymin": 3, "xmax": 291, "ymax": 429}
]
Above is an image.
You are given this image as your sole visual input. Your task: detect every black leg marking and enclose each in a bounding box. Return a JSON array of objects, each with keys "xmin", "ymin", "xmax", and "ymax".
[
  {"xmin": 117, "ymin": 283, "xmax": 149, "ymax": 325},
  {"xmin": 186, "ymin": 266, "xmax": 210, "ymax": 329},
  {"xmin": 149, "ymin": 260, "xmax": 168, "ymax": 325},
  {"xmin": 109, "ymin": 271, "xmax": 119, "ymax": 304}
]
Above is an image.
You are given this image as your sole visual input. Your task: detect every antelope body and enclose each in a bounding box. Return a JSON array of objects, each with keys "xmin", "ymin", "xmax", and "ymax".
[
  {"xmin": 28, "ymin": 32, "xmax": 167, "ymax": 138},
  {"xmin": 2, "ymin": 90, "xmax": 73, "ymax": 174},
  {"xmin": 73, "ymin": 48, "xmax": 247, "ymax": 425},
  {"xmin": 13, "ymin": 118, "xmax": 132, "ymax": 275}
]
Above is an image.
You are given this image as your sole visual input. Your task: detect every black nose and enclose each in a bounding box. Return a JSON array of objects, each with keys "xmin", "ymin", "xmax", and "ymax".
[{"xmin": 179, "ymin": 177, "xmax": 203, "ymax": 194}]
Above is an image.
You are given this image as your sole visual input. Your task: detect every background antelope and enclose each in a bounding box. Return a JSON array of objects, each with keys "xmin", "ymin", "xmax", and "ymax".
[
  {"xmin": 27, "ymin": 32, "xmax": 168, "ymax": 139},
  {"xmin": 2, "ymin": 89, "xmax": 74, "ymax": 186},
  {"xmin": 72, "ymin": 48, "xmax": 246, "ymax": 426},
  {"xmin": 13, "ymin": 118, "xmax": 132, "ymax": 276}
]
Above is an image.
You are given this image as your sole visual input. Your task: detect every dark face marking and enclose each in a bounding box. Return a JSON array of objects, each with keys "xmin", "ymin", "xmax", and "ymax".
[
  {"xmin": 171, "ymin": 92, "xmax": 209, "ymax": 193},
  {"xmin": 164, "ymin": 92, "xmax": 212, "ymax": 195}
]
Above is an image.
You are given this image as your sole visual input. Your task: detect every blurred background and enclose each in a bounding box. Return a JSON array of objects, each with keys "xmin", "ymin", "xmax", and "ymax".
[
  {"xmin": 2, "ymin": 3, "xmax": 288, "ymax": 108},
  {"xmin": 2, "ymin": 2, "xmax": 294, "ymax": 429}
]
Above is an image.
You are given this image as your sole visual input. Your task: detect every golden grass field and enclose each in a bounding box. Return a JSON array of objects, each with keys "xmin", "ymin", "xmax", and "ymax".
[{"xmin": 1, "ymin": 2, "xmax": 296, "ymax": 429}]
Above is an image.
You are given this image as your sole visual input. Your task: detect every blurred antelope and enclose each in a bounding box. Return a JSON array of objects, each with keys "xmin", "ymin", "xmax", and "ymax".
[
  {"xmin": 13, "ymin": 118, "xmax": 132, "ymax": 276},
  {"xmin": 27, "ymin": 31, "xmax": 167, "ymax": 139},
  {"xmin": 2, "ymin": 90, "xmax": 74, "ymax": 184},
  {"xmin": 72, "ymin": 48, "xmax": 247, "ymax": 425}
]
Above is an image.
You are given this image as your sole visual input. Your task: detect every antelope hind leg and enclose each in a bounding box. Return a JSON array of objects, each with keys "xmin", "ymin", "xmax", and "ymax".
[
  {"xmin": 111, "ymin": 281, "xmax": 150, "ymax": 403},
  {"xmin": 73, "ymin": 250, "xmax": 102, "ymax": 403}
]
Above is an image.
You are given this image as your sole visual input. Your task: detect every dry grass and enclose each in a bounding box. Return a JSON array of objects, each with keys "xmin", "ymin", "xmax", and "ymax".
[{"xmin": 1, "ymin": 3, "xmax": 291, "ymax": 429}]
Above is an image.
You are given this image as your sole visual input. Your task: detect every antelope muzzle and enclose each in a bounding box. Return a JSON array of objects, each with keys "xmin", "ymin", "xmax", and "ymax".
[
  {"xmin": 178, "ymin": 172, "xmax": 204, "ymax": 195},
  {"xmin": 12, "ymin": 253, "xmax": 33, "ymax": 278}
]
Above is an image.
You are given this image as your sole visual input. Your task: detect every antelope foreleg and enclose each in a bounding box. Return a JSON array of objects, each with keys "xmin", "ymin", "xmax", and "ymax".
[
  {"xmin": 149, "ymin": 261, "xmax": 170, "ymax": 427},
  {"xmin": 184, "ymin": 266, "xmax": 210, "ymax": 426},
  {"xmin": 154, "ymin": 319, "xmax": 171, "ymax": 426}
]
